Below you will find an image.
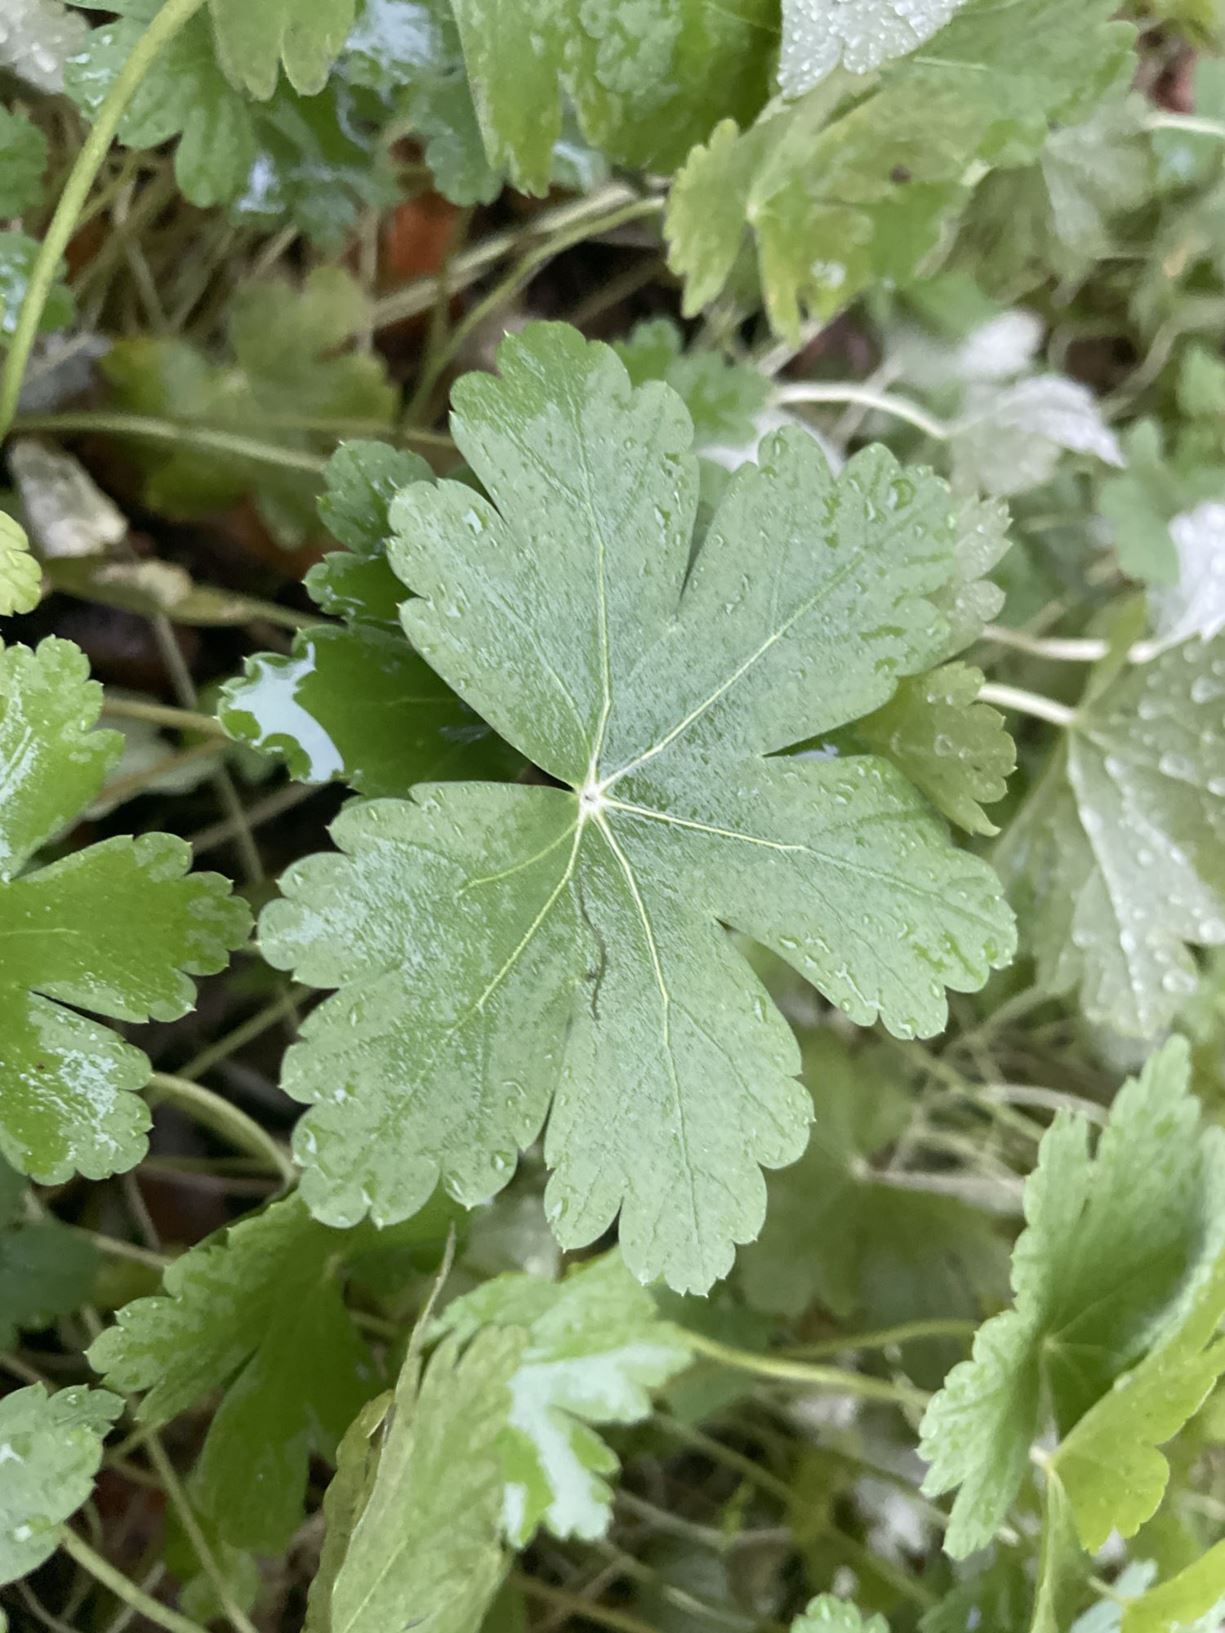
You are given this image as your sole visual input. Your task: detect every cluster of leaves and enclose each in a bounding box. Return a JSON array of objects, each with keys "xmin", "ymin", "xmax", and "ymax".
[{"xmin": 4, "ymin": 1, "xmax": 1225, "ymax": 1632}]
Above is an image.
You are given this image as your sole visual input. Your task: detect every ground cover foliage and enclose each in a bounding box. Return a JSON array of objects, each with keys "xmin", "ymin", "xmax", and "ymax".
[{"xmin": 2, "ymin": 1, "xmax": 1225, "ymax": 1629}]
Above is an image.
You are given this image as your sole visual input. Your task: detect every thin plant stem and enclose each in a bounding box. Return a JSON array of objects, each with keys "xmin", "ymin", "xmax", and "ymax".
[
  {"xmin": 408, "ymin": 196, "xmax": 665, "ymax": 417},
  {"xmin": 683, "ymin": 1330, "xmax": 929, "ymax": 1409},
  {"xmin": 1145, "ymin": 112, "xmax": 1225, "ymax": 140},
  {"xmin": 68, "ymin": 1226, "xmax": 169, "ymax": 1271},
  {"xmin": 98, "ymin": 741, "xmax": 225, "ymax": 809},
  {"xmin": 784, "ymin": 1317, "xmax": 980, "ymax": 1359},
  {"xmin": 0, "ymin": 0, "xmax": 209, "ymax": 436},
  {"xmin": 514, "ymin": 1573, "xmax": 662, "ymax": 1633},
  {"xmin": 13, "ymin": 413, "xmax": 327, "ymax": 475},
  {"xmin": 189, "ymin": 780, "xmax": 321, "ymax": 856},
  {"xmin": 370, "ymin": 183, "xmax": 648, "ymax": 330},
  {"xmin": 145, "ymin": 1436, "xmax": 261, "ymax": 1633},
  {"xmin": 773, "ymin": 381, "xmax": 950, "ymax": 440},
  {"xmin": 59, "ymin": 1528, "xmax": 211, "ymax": 1633},
  {"xmin": 145, "ymin": 1072, "xmax": 296, "ymax": 1185},
  {"xmin": 179, "ymin": 988, "xmax": 304, "ymax": 1080},
  {"xmin": 977, "ymin": 682, "xmax": 1078, "ymax": 729},
  {"xmin": 100, "ymin": 696, "xmax": 228, "ymax": 737},
  {"xmin": 980, "ymin": 625, "xmax": 1108, "ymax": 663}
]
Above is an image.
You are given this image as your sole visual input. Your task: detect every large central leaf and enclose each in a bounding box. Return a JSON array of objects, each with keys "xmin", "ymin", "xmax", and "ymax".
[{"xmin": 262, "ymin": 324, "xmax": 1014, "ymax": 1292}]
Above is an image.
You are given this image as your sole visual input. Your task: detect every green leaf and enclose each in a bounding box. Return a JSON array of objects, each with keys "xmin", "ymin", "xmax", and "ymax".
[
  {"xmin": 221, "ymin": 443, "xmax": 522, "ymax": 796},
  {"xmin": 1140, "ymin": 503, "xmax": 1225, "ymax": 656},
  {"xmin": 261, "ymin": 324, "xmax": 1014, "ymax": 1292},
  {"xmin": 316, "ymin": 1328, "xmax": 524, "ymax": 1633},
  {"xmin": 0, "ymin": 0, "xmax": 89, "ymax": 92},
  {"xmin": 437, "ymin": 1251, "xmax": 693, "ymax": 1544},
  {"xmin": 0, "ymin": 232, "xmax": 74, "ymax": 343},
  {"xmin": 0, "ymin": 1155, "xmax": 97, "ymax": 1350},
  {"xmin": 778, "ymin": 0, "xmax": 966, "ymax": 97},
  {"xmin": 837, "ymin": 663, "xmax": 1014, "ymax": 835},
  {"xmin": 1122, "ymin": 1544, "xmax": 1225, "ymax": 1633},
  {"xmin": 919, "ymin": 1037, "xmax": 1225, "ymax": 1557},
  {"xmin": 950, "ymin": 376, "xmax": 1124, "ymax": 498},
  {"xmin": 1002, "ymin": 632, "xmax": 1225, "ymax": 1037},
  {"xmin": 102, "ymin": 270, "xmax": 394, "ymax": 542},
  {"xmin": 0, "ymin": 514, "xmax": 41, "ymax": 616},
  {"xmin": 953, "ymin": 96, "xmax": 1153, "ymax": 294},
  {"xmin": 1051, "ymin": 1255, "xmax": 1225, "ymax": 1549},
  {"xmin": 0, "ymin": 108, "xmax": 48, "ymax": 217},
  {"xmin": 667, "ymin": 0, "xmax": 1134, "ymax": 337},
  {"xmin": 0, "ymin": 638, "xmax": 250, "ymax": 1184},
  {"xmin": 451, "ymin": 0, "xmax": 774, "ymax": 194},
  {"xmin": 611, "ymin": 319, "xmax": 770, "ymax": 450},
  {"xmin": 792, "ymin": 1595, "xmax": 889, "ymax": 1633},
  {"xmin": 88, "ymin": 1194, "xmax": 385, "ymax": 1553},
  {"xmin": 0, "ymin": 1384, "xmax": 122, "ymax": 1584},
  {"xmin": 65, "ymin": 0, "xmax": 256, "ymax": 208},
  {"xmin": 209, "ymin": 0, "xmax": 355, "ymax": 99},
  {"xmin": 66, "ymin": 5, "xmax": 391, "ymax": 233},
  {"xmin": 737, "ymin": 1030, "xmax": 1006, "ymax": 1321}
]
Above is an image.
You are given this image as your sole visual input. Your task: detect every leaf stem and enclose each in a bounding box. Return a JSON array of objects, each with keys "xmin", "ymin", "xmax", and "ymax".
[
  {"xmin": 976, "ymin": 682, "xmax": 1078, "ymax": 728},
  {"xmin": 981, "ymin": 625, "xmax": 1109, "ymax": 663},
  {"xmin": 1145, "ymin": 112, "xmax": 1225, "ymax": 140},
  {"xmin": 101, "ymin": 696, "xmax": 229, "ymax": 738},
  {"xmin": 683, "ymin": 1330, "xmax": 929, "ymax": 1408},
  {"xmin": 773, "ymin": 382, "xmax": 950, "ymax": 441},
  {"xmin": 783, "ymin": 1317, "xmax": 980, "ymax": 1359},
  {"xmin": 514, "ymin": 1573, "xmax": 662, "ymax": 1633},
  {"xmin": 407, "ymin": 196, "xmax": 665, "ymax": 421},
  {"xmin": 178, "ymin": 988, "xmax": 303, "ymax": 1080},
  {"xmin": 12, "ymin": 413, "xmax": 328, "ymax": 475},
  {"xmin": 59, "ymin": 1528, "xmax": 211, "ymax": 1633},
  {"xmin": 145, "ymin": 1436, "xmax": 261, "ymax": 1633},
  {"xmin": 145, "ymin": 1072, "xmax": 296, "ymax": 1185},
  {"xmin": 0, "ymin": 0, "xmax": 209, "ymax": 438}
]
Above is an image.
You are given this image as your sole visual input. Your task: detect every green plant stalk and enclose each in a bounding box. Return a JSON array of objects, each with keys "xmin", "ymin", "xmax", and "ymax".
[
  {"xmin": 59, "ymin": 1527, "xmax": 211, "ymax": 1633},
  {"xmin": 100, "ymin": 697, "xmax": 229, "ymax": 738},
  {"xmin": 145, "ymin": 1072, "xmax": 296, "ymax": 1185},
  {"xmin": 13, "ymin": 413, "xmax": 328, "ymax": 475},
  {"xmin": 684, "ymin": 1330, "xmax": 930, "ymax": 1409},
  {"xmin": 145, "ymin": 1436, "xmax": 261, "ymax": 1633},
  {"xmin": 0, "ymin": 0, "xmax": 210, "ymax": 438}
]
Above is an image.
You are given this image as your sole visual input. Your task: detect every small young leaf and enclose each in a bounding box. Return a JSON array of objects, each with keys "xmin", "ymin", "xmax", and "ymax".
[
  {"xmin": 0, "ymin": 639, "xmax": 250, "ymax": 1184},
  {"xmin": 318, "ymin": 1329, "xmax": 524, "ymax": 1633},
  {"xmin": 88, "ymin": 1194, "xmax": 387, "ymax": 1552},
  {"xmin": 0, "ymin": 1384, "xmax": 122, "ymax": 1584},
  {"xmin": 261, "ymin": 324, "xmax": 1014, "ymax": 1292},
  {"xmin": 836, "ymin": 663, "xmax": 1014, "ymax": 835},
  {"xmin": 0, "ymin": 514, "xmax": 41, "ymax": 616},
  {"xmin": 920, "ymin": 1038, "xmax": 1225, "ymax": 1557},
  {"xmin": 437, "ymin": 1251, "xmax": 693, "ymax": 1543}
]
